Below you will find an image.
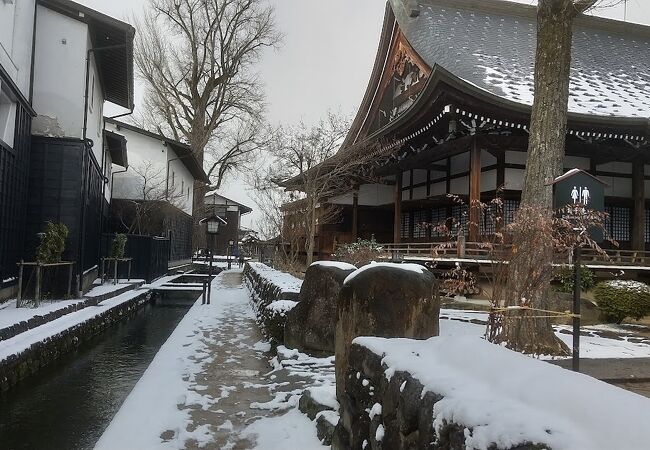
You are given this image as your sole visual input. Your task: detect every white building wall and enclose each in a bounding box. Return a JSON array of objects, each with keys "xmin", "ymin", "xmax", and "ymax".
[
  {"xmin": 107, "ymin": 123, "xmax": 194, "ymax": 215},
  {"xmin": 0, "ymin": 0, "xmax": 35, "ymax": 97},
  {"xmin": 32, "ymin": 6, "xmax": 87, "ymax": 138},
  {"xmin": 85, "ymin": 50, "xmax": 105, "ymax": 162}
]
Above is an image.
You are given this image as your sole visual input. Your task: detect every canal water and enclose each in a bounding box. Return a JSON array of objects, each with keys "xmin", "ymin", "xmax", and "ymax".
[{"xmin": 0, "ymin": 300, "xmax": 190, "ymax": 450}]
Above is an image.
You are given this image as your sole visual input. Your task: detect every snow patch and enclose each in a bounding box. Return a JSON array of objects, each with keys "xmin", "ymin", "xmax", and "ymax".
[{"xmin": 344, "ymin": 262, "xmax": 426, "ymax": 285}]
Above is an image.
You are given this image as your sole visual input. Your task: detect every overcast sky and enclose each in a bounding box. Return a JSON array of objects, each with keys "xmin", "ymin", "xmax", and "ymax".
[{"xmin": 81, "ymin": 0, "xmax": 650, "ymax": 230}]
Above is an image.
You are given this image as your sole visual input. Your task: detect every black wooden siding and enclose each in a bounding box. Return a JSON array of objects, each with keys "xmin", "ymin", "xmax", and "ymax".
[
  {"xmin": 0, "ymin": 104, "xmax": 32, "ymax": 283},
  {"xmin": 25, "ymin": 138, "xmax": 105, "ymax": 275}
]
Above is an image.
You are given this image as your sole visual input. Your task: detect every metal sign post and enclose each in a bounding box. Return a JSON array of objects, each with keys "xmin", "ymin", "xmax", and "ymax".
[{"xmin": 572, "ymin": 246, "xmax": 581, "ymax": 372}]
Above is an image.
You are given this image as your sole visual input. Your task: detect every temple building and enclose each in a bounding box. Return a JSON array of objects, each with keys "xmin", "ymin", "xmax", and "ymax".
[{"xmin": 283, "ymin": 0, "xmax": 650, "ymax": 264}]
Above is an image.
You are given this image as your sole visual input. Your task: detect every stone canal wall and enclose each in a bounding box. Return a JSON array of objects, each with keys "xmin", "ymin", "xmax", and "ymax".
[
  {"xmin": 0, "ymin": 291, "xmax": 152, "ymax": 392},
  {"xmin": 243, "ymin": 263, "xmax": 301, "ymax": 344}
]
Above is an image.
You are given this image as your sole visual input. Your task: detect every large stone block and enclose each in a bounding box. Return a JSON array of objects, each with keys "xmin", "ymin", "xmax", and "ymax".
[
  {"xmin": 335, "ymin": 263, "xmax": 439, "ymax": 399},
  {"xmin": 285, "ymin": 261, "xmax": 356, "ymax": 355}
]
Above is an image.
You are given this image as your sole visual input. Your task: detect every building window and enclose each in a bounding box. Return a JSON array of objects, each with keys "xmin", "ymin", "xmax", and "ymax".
[
  {"xmin": 430, "ymin": 207, "xmax": 447, "ymax": 237},
  {"xmin": 646, "ymin": 209, "xmax": 650, "ymax": 244},
  {"xmin": 413, "ymin": 209, "xmax": 428, "ymax": 238},
  {"xmin": 171, "ymin": 171, "xmax": 175, "ymax": 187},
  {"xmin": 400, "ymin": 211, "xmax": 411, "ymax": 240},
  {"xmin": 181, "ymin": 179, "xmax": 184, "ymax": 195},
  {"xmin": 605, "ymin": 206, "xmax": 630, "ymax": 242},
  {"xmin": 187, "ymin": 186, "xmax": 190, "ymax": 199},
  {"xmin": 504, "ymin": 200, "xmax": 520, "ymax": 225},
  {"xmin": 451, "ymin": 205, "xmax": 468, "ymax": 236},
  {"xmin": 0, "ymin": 87, "xmax": 16, "ymax": 148},
  {"xmin": 480, "ymin": 203, "xmax": 498, "ymax": 235}
]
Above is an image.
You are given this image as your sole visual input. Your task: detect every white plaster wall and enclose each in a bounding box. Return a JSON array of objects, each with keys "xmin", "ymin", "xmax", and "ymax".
[
  {"xmin": 564, "ymin": 155, "xmax": 590, "ymax": 170},
  {"xmin": 601, "ymin": 176, "xmax": 633, "ymax": 197},
  {"xmin": 412, "ymin": 185, "xmax": 427, "ymax": 200},
  {"xmin": 481, "ymin": 149, "xmax": 497, "ymax": 167},
  {"xmin": 450, "ymin": 176, "xmax": 469, "ymax": 195},
  {"xmin": 429, "ymin": 169, "xmax": 446, "ymax": 181},
  {"xmin": 597, "ymin": 162, "xmax": 633, "ymax": 174},
  {"xmin": 0, "ymin": 0, "xmax": 35, "ymax": 97},
  {"xmin": 32, "ymin": 6, "xmax": 87, "ymax": 138},
  {"xmin": 450, "ymin": 153, "xmax": 469, "ymax": 175},
  {"xmin": 329, "ymin": 192, "xmax": 353, "ymax": 205},
  {"xmin": 85, "ymin": 50, "xmax": 105, "ymax": 162},
  {"xmin": 108, "ymin": 123, "xmax": 194, "ymax": 215},
  {"xmin": 504, "ymin": 168, "xmax": 524, "ymax": 190},
  {"xmin": 104, "ymin": 150, "xmax": 113, "ymax": 203},
  {"xmin": 505, "ymin": 150, "xmax": 527, "ymax": 165},
  {"xmin": 645, "ymin": 165, "xmax": 650, "ymax": 176},
  {"xmin": 481, "ymin": 169, "xmax": 497, "ymax": 192},
  {"xmin": 358, "ymin": 184, "xmax": 393, "ymax": 206},
  {"xmin": 645, "ymin": 180, "xmax": 650, "ymax": 198},
  {"xmin": 430, "ymin": 181, "xmax": 446, "ymax": 196},
  {"xmin": 402, "ymin": 189, "xmax": 409, "ymax": 201},
  {"xmin": 412, "ymin": 169, "xmax": 427, "ymax": 185}
]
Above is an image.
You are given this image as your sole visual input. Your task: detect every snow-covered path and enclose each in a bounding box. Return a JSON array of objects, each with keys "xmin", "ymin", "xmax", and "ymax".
[{"xmin": 95, "ymin": 269, "xmax": 329, "ymax": 450}]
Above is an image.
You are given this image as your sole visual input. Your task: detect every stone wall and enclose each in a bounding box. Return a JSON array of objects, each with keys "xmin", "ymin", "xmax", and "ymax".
[
  {"xmin": 333, "ymin": 342, "xmax": 544, "ymax": 450},
  {"xmin": 0, "ymin": 291, "xmax": 151, "ymax": 392},
  {"xmin": 243, "ymin": 263, "xmax": 301, "ymax": 344}
]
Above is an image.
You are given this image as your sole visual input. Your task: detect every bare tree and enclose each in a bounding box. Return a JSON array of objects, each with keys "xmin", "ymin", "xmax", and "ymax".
[
  {"xmin": 134, "ymin": 0, "xmax": 281, "ymax": 246},
  {"xmin": 114, "ymin": 162, "xmax": 187, "ymax": 235},
  {"xmin": 266, "ymin": 112, "xmax": 370, "ymax": 265},
  {"xmin": 495, "ymin": 0, "xmax": 623, "ymax": 355}
]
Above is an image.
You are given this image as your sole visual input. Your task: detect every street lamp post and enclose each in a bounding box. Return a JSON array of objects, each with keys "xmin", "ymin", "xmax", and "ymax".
[
  {"xmin": 204, "ymin": 217, "xmax": 222, "ymax": 305},
  {"xmin": 227, "ymin": 240, "xmax": 234, "ymax": 270}
]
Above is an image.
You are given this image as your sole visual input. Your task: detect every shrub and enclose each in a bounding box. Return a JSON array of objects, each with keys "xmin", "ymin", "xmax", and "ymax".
[
  {"xmin": 333, "ymin": 237, "xmax": 383, "ymax": 267},
  {"xmin": 36, "ymin": 222, "xmax": 69, "ymax": 263},
  {"xmin": 110, "ymin": 234, "xmax": 128, "ymax": 259},
  {"xmin": 555, "ymin": 265, "xmax": 595, "ymax": 293},
  {"xmin": 594, "ymin": 280, "xmax": 650, "ymax": 324}
]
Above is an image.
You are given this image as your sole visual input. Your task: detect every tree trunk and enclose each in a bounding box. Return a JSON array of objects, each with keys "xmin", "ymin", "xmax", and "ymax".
[
  {"xmin": 489, "ymin": 0, "xmax": 577, "ymax": 356},
  {"xmin": 306, "ymin": 199, "xmax": 317, "ymax": 266},
  {"xmin": 521, "ymin": 0, "xmax": 575, "ymax": 208}
]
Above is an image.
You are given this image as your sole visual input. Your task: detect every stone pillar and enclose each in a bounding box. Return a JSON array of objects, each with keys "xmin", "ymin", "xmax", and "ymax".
[
  {"xmin": 335, "ymin": 263, "xmax": 439, "ymax": 400},
  {"xmin": 394, "ymin": 173, "xmax": 403, "ymax": 244},
  {"xmin": 632, "ymin": 158, "xmax": 645, "ymax": 252},
  {"xmin": 469, "ymin": 138, "xmax": 482, "ymax": 241}
]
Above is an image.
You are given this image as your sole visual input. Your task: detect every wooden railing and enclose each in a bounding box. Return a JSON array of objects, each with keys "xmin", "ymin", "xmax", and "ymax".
[{"xmin": 378, "ymin": 241, "xmax": 650, "ymax": 267}]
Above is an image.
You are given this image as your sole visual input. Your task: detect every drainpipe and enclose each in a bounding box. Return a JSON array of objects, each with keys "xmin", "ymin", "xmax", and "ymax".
[{"xmin": 80, "ymin": 43, "xmax": 129, "ymax": 285}]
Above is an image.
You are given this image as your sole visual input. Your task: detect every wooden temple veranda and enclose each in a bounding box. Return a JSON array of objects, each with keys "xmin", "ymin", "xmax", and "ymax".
[{"xmin": 282, "ymin": 0, "xmax": 650, "ymax": 271}]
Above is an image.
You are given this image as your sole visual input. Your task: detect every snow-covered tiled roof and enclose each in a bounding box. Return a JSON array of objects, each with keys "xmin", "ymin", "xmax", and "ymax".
[{"xmin": 390, "ymin": 0, "xmax": 650, "ymax": 118}]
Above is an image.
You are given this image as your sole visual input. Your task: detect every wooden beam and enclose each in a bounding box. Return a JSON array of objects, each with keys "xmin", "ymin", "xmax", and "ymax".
[
  {"xmin": 352, "ymin": 191, "xmax": 359, "ymax": 240},
  {"xmin": 394, "ymin": 173, "xmax": 403, "ymax": 244},
  {"xmin": 632, "ymin": 157, "xmax": 645, "ymax": 251},
  {"xmin": 469, "ymin": 137, "xmax": 481, "ymax": 241}
]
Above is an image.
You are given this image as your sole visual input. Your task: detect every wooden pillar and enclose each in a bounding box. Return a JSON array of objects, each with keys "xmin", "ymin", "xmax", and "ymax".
[
  {"xmin": 352, "ymin": 190, "xmax": 359, "ymax": 240},
  {"xmin": 394, "ymin": 173, "xmax": 403, "ymax": 243},
  {"xmin": 632, "ymin": 158, "xmax": 645, "ymax": 251},
  {"xmin": 469, "ymin": 138, "xmax": 481, "ymax": 241}
]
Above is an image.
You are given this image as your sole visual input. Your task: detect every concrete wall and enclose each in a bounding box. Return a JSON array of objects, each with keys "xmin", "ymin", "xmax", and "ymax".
[{"xmin": 107, "ymin": 122, "xmax": 195, "ymax": 215}]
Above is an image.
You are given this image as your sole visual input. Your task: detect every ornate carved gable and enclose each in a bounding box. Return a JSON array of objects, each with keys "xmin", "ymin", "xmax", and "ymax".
[{"xmin": 360, "ymin": 29, "xmax": 431, "ymax": 139}]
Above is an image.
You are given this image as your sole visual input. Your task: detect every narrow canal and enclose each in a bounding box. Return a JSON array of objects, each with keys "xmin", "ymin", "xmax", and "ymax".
[{"xmin": 0, "ymin": 300, "xmax": 190, "ymax": 450}]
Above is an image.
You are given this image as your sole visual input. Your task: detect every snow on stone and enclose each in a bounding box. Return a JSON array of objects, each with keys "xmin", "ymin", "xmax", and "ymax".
[
  {"xmin": 369, "ymin": 403, "xmax": 382, "ymax": 420},
  {"xmin": 343, "ymin": 261, "xmax": 426, "ymax": 285},
  {"xmin": 305, "ymin": 385, "xmax": 339, "ymax": 411},
  {"xmin": 0, "ymin": 298, "xmax": 86, "ymax": 330},
  {"xmin": 375, "ymin": 424, "xmax": 385, "ymax": 442},
  {"xmin": 85, "ymin": 281, "xmax": 144, "ymax": 297},
  {"xmin": 0, "ymin": 289, "xmax": 148, "ymax": 362},
  {"xmin": 355, "ymin": 335, "xmax": 650, "ymax": 450},
  {"xmin": 267, "ymin": 300, "xmax": 298, "ymax": 316},
  {"xmin": 310, "ymin": 260, "xmax": 357, "ymax": 271},
  {"xmin": 247, "ymin": 262, "xmax": 302, "ymax": 294},
  {"xmin": 315, "ymin": 409, "xmax": 339, "ymax": 426}
]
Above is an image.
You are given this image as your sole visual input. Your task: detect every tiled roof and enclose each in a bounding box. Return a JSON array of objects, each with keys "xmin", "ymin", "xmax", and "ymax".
[{"xmin": 390, "ymin": 0, "xmax": 650, "ymax": 118}]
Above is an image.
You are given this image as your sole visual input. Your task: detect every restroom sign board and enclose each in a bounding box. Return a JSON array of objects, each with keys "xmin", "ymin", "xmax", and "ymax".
[{"xmin": 551, "ymin": 168, "xmax": 606, "ymax": 243}]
